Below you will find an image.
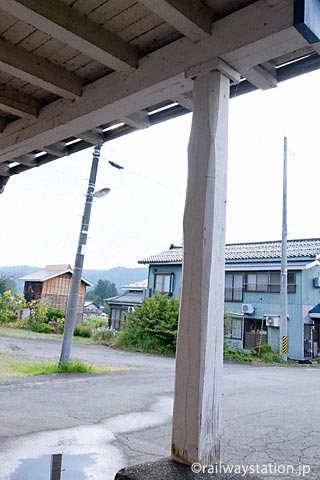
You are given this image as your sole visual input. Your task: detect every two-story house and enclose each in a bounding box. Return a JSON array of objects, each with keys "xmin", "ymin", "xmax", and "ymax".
[{"xmin": 139, "ymin": 239, "xmax": 320, "ymax": 361}]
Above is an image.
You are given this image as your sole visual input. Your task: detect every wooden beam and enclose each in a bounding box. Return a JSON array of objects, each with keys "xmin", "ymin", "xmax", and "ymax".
[
  {"xmin": 313, "ymin": 43, "xmax": 320, "ymax": 54},
  {"xmin": 121, "ymin": 111, "xmax": 150, "ymax": 129},
  {"xmin": 140, "ymin": 0, "xmax": 213, "ymax": 41},
  {"xmin": 174, "ymin": 91, "xmax": 193, "ymax": 111},
  {"xmin": 0, "ymin": 0, "xmax": 304, "ymax": 162},
  {"xmin": 222, "ymin": 24, "xmax": 307, "ymax": 72},
  {"xmin": 0, "ymin": 163, "xmax": 10, "ymax": 176},
  {"xmin": 266, "ymin": 0, "xmax": 286, "ymax": 6},
  {"xmin": 0, "ymin": 84, "xmax": 40, "ymax": 118},
  {"xmin": 0, "ymin": 0, "xmax": 138, "ymax": 73},
  {"xmin": 186, "ymin": 58, "xmax": 240, "ymax": 84},
  {"xmin": 77, "ymin": 130, "xmax": 104, "ymax": 145},
  {"xmin": 0, "ymin": 174, "xmax": 9, "ymax": 193},
  {"xmin": 15, "ymin": 153, "xmax": 37, "ymax": 166},
  {"xmin": 244, "ymin": 64, "xmax": 277, "ymax": 89},
  {"xmin": 0, "ymin": 38, "xmax": 82, "ymax": 100},
  {"xmin": 172, "ymin": 70, "xmax": 229, "ymax": 465},
  {"xmin": 0, "ymin": 118, "xmax": 6, "ymax": 133},
  {"xmin": 43, "ymin": 141, "xmax": 67, "ymax": 157}
]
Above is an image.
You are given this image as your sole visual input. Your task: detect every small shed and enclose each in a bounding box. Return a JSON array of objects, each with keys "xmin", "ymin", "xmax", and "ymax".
[
  {"xmin": 83, "ymin": 301, "xmax": 103, "ymax": 316},
  {"xmin": 20, "ymin": 264, "xmax": 91, "ymax": 324}
]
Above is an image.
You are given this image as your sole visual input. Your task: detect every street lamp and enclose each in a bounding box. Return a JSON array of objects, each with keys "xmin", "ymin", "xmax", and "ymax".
[
  {"xmin": 93, "ymin": 187, "xmax": 110, "ymax": 198},
  {"xmin": 59, "ymin": 145, "xmax": 110, "ymax": 366}
]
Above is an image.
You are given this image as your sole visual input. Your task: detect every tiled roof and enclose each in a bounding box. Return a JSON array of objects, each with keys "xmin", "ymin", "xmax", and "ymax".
[
  {"xmin": 139, "ymin": 239, "xmax": 320, "ymax": 264},
  {"xmin": 20, "ymin": 264, "xmax": 91, "ymax": 286},
  {"xmin": 226, "ymin": 238, "xmax": 320, "ymax": 260},
  {"xmin": 139, "ymin": 245, "xmax": 183, "ymax": 264},
  {"xmin": 106, "ymin": 291, "xmax": 144, "ymax": 306},
  {"xmin": 121, "ymin": 280, "xmax": 148, "ymax": 290}
]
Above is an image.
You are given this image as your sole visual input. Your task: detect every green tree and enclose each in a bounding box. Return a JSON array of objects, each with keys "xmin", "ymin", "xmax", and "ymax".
[
  {"xmin": 0, "ymin": 275, "xmax": 17, "ymax": 295},
  {"xmin": 115, "ymin": 291, "xmax": 179, "ymax": 355},
  {"xmin": 86, "ymin": 279, "xmax": 118, "ymax": 305}
]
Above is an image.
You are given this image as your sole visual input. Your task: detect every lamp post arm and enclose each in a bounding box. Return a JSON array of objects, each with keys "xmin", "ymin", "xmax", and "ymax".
[{"xmin": 59, "ymin": 144, "xmax": 102, "ymax": 366}]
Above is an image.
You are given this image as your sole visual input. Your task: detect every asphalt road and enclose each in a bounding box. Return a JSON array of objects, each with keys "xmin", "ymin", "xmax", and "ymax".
[{"xmin": 0, "ymin": 336, "xmax": 320, "ymax": 480}]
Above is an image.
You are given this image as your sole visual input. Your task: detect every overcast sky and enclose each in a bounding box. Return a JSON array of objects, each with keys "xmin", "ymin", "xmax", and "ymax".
[{"xmin": 1, "ymin": 69, "xmax": 320, "ymax": 270}]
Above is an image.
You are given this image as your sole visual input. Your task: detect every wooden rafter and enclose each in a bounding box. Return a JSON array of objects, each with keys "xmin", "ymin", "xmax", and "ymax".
[
  {"xmin": 0, "ymin": 162, "xmax": 10, "ymax": 175},
  {"xmin": 140, "ymin": 0, "xmax": 213, "ymax": 41},
  {"xmin": 0, "ymin": 0, "xmax": 308, "ymax": 163},
  {"xmin": 77, "ymin": 129, "xmax": 104, "ymax": 145},
  {"xmin": 0, "ymin": 0, "xmax": 138, "ymax": 73},
  {"xmin": 14, "ymin": 153, "xmax": 37, "ymax": 166},
  {"xmin": 0, "ymin": 84, "xmax": 40, "ymax": 118},
  {"xmin": 0, "ymin": 118, "xmax": 7, "ymax": 133},
  {"xmin": 121, "ymin": 111, "xmax": 150, "ymax": 129},
  {"xmin": 245, "ymin": 64, "xmax": 277, "ymax": 90},
  {"xmin": 43, "ymin": 142, "xmax": 67, "ymax": 158},
  {"xmin": 0, "ymin": 38, "xmax": 82, "ymax": 100}
]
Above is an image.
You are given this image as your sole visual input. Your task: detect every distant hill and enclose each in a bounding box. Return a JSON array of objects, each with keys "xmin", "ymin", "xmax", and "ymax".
[
  {"xmin": 84, "ymin": 267, "xmax": 148, "ymax": 292},
  {"xmin": 0, "ymin": 265, "xmax": 40, "ymax": 292},
  {"xmin": 0, "ymin": 265, "xmax": 148, "ymax": 293}
]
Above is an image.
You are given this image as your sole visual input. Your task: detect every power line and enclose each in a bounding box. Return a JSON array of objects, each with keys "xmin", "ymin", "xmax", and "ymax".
[{"xmin": 101, "ymin": 155, "xmax": 184, "ymax": 195}]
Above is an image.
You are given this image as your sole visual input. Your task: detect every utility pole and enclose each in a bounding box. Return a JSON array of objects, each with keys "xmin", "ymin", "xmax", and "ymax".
[
  {"xmin": 59, "ymin": 145, "xmax": 102, "ymax": 366},
  {"xmin": 50, "ymin": 454, "xmax": 62, "ymax": 480},
  {"xmin": 280, "ymin": 136, "xmax": 288, "ymax": 362}
]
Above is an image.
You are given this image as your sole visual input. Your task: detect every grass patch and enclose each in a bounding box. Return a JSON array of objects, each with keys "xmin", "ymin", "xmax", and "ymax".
[
  {"xmin": 224, "ymin": 349, "xmax": 253, "ymax": 362},
  {"xmin": 0, "ymin": 326, "xmax": 95, "ymax": 344},
  {"xmin": 0, "ymin": 354, "xmax": 133, "ymax": 378}
]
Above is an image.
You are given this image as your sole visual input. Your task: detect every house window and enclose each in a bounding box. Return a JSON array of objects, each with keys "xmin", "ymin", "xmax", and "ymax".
[
  {"xmin": 111, "ymin": 308, "xmax": 121, "ymax": 330},
  {"xmin": 269, "ymin": 272, "xmax": 280, "ymax": 293},
  {"xmin": 154, "ymin": 273, "xmax": 174, "ymax": 295},
  {"xmin": 231, "ymin": 317, "xmax": 243, "ymax": 339},
  {"xmin": 246, "ymin": 272, "xmax": 268, "ymax": 292},
  {"xmin": 225, "ymin": 315, "xmax": 243, "ymax": 340},
  {"xmin": 269, "ymin": 271, "xmax": 296, "ymax": 293},
  {"xmin": 225, "ymin": 273, "xmax": 243, "ymax": 302}
]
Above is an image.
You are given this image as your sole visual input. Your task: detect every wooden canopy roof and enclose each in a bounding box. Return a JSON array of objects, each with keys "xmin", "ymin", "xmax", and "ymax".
[{"xmin": 0, "ymin": 0, "xmax": 319, "ymax": 190}]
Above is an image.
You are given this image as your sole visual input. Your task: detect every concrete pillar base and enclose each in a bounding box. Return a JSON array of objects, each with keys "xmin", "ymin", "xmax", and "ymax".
[{"xmin": 115, "ymin": 458, "xmax": 261, "ymax": 479}]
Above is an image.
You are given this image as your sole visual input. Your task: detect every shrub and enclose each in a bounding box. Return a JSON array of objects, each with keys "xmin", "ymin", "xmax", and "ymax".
[
  {"xmin": 73, "ymin": 325, "xmax": 92, "ymax": 338},
  {"xmin": 114, "ymin": 291, "xmax": 179, "ymax": 356},
  {"xmin": 0, "ymin": 291, "xmax": 26, "ymax": 324},
  {"xmin": 252, "ymin": 344, "xmax": 273, "ymax": 356},
  {"xmin": 46, "ymin": 307, "xmax": 65, "ymax": 323},
  {"xmin": 260, "ymin": 351, "xmax": 284, "ymax": 363},
  {"xmin": 36, "ymin": 323, "xmax": 52, "ymax": 334},
  {"xmin": 93, "ymin": 329, "xmax": 116, "ymax": 344},
  {"xmin": 224, "ymin": 349, "xmax": 253, "ymax": 362}
]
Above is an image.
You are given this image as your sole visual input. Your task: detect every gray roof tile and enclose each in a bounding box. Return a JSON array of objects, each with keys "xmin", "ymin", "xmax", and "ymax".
[
  {"xmin": 139, "ymin": 238, "xmax": 320, "ymax": 264},
  {"xmin": 106, "ymin": 291, "xmax": 144, "ymax": 305}
]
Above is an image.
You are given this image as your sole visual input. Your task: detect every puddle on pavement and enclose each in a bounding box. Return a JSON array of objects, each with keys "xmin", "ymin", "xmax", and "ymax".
[
  {"xmin": 10, "ymin": 453, "xmax": 95, "ymax": 480},
  {"xmin": 1, "ymin": 396, "xmax": 173, "ymax": 480}
]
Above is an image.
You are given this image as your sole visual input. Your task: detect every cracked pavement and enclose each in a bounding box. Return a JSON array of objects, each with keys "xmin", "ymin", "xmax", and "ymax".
[{"xmin": 0, "ymin": 336, "xmax": 319, "ymax": 479}]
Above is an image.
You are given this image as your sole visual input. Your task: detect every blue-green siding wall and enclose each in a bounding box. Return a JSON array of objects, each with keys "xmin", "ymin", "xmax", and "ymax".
[
  {"xmin": 148, "ymin": 264, "xmax": 182, "ymax": 298},
  {"xmin": 146, "ymin": 262, "xmax": 320, "ymax": 360}
]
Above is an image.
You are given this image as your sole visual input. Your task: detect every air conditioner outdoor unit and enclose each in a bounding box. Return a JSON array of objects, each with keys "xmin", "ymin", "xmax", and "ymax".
[
  {"xmin": 265, "ymin": 316, "xmax": 280, "ymax": 327},
  {"xmin": 313, "ymin": 277, "xmax": 320, "ymax": 288},
  {"xmin": 242, "ymin": 303, "xmax": 254, "ymax": 314},
  {"xmin": 128, "ymin": 306, "xmax": 135, "ymax": 313}
]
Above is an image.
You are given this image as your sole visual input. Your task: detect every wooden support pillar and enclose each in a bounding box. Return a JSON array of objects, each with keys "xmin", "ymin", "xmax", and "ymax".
[{"xmin": 171, "ymin": 69, "xmax": 230, "ymax": 466}]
